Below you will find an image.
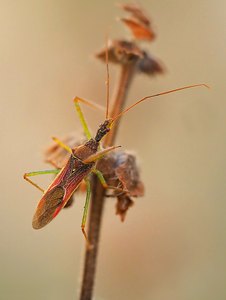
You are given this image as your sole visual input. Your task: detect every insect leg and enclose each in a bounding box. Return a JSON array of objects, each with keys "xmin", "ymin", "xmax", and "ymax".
[
  {"xmin": 83, "ymin": 145, "xmax": 121, "ymax": 163},
  {"xmin": 45, "ymin": 159, "xmax": 61, "ymax": 169},
  {"xmin": 74, "ymin": 96, "xmax": 105, "ymax": 112},
  {"xmin": 92, "ymin": 169, "xmax": 127, "ymax": 195},
  {"xmin": 52, "ymin": 137, "xmax": 73, "ymax": 155},
  {"xmin": 92, "ymin": 169, "xmax": 108, "ymax": 188},
  {"xmin": 74, "ymin": 97, "xmax": 93, "ymax": 140},
  {"xmin": 81, "ymin": 179, "xmax": 91, "ymax": 246},
  {"xmin": 23, "ymin": 169, "xmax": 60, "ymax": 193}
]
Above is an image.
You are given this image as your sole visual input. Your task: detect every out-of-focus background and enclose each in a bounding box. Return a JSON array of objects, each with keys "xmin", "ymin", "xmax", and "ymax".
[{"xmin": 1, "ymin": 1, "xmax": 226, "ymax": 299}]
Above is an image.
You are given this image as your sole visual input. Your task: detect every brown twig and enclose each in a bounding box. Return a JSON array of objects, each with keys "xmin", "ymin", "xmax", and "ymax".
[
  {"xmin": 79, "ymin": 61, "xmax": 137, "ymax": 300},
  {"xmin": 104, "ymin": 63, "xmax": 137, "ymax": 146},
  {"xmin": 79, "ymin": 4, "xmax": 163, "ymax": 298}
]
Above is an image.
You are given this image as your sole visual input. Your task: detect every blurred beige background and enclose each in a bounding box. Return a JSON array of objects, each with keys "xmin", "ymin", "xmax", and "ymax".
[{"xmin": 1, "ymin": 1, "xmax": 226, "ymax": 299}]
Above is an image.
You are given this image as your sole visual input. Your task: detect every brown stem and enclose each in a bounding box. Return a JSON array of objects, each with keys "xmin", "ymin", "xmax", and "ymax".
[
  {"xmin": 79, "ymin": 62, "xmax": 137, "ymax": 300},
  {"xmin": 104, "ymin": 63, "xmax": 137, "ymax": 146}
]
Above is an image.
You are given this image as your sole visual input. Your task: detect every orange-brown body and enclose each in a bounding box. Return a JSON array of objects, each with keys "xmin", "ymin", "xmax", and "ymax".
[{"xmin": 32, "ymin": 119, "xmax": 112, "ymax": 229}]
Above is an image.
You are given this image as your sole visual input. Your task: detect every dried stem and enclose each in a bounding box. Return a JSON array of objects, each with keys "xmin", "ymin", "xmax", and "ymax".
[
  {"xmin": 79, "ymin": 61, "xmax": 137, "ymax": 300},
  {"xmin": 104, "ymin": 63, "xmax": 137, "ymax": 146}
]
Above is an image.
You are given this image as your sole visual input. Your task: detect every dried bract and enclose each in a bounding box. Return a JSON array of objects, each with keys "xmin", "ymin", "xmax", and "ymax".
[
  {"xmin": 119, "ymin": 3, "xmax": 150, "ymax": 26},
  {"xmin": 121, "ymin": 18, "xmax": 155, "ymax": 41},
  {"xmin": 116, "ymin": 195, "xmax": 134, "ymax": 222},
  {"xmin": 119, "ymin": 3, "xmax": 155, "ymax": 41},
  {"xmin": 137, "ymin": 51, "xmax": 165, "ymax": 75},
  {"xmin": 98, "ymin": 151, "xmax": 144, "ymax": 221}
]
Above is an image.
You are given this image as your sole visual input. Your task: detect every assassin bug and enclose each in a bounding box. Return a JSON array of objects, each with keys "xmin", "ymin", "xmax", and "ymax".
[
  {"xmin": 24, "ymin": 83, "xmax": 207, "ymax": 241},
  {"xmin": 24, "ymin": 45, "xmax": 208, "ymax": 241}
]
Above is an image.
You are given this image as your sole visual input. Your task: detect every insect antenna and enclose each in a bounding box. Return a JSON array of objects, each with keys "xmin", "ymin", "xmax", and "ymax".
[
  {"xmin": 105, "ymin": 36, "xmax": 110, "ymax": 119},
  {"xmin": 112, "ymin": 84, "xmax": 209, "ymax": 122}
]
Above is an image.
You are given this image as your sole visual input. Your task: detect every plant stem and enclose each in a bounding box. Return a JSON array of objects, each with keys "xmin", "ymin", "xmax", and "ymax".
[
  {"xmin": 79, "ymin": 62, "xmax": 137, "ymax": 300},
  {"xmin": 104, "ymin": 63, "xmax": 137, "ymax": 146}
]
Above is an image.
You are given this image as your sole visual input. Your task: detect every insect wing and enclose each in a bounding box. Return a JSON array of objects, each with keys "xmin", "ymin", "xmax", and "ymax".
[
  {"xmin": 32, "ymin": 186, "xmax": 65, "ymax": 229},
  {"xmin": 32, "ymin": 156, "xmax": 93, "ymax": 229}
]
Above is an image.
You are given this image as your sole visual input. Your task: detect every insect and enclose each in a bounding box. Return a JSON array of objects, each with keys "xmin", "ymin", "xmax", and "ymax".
[{"xmin": 24, "ymin": 49, "xmax": 208, "ymax": 242}]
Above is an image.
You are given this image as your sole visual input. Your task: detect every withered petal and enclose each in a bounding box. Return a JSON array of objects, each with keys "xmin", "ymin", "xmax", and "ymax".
[
  {"xmin": 121, "ymin": 18, "xmax": 155, "ymax": 41},
  {"xmin": 119, "ymin": 3, "xmax": 151, "ymax": 26}
]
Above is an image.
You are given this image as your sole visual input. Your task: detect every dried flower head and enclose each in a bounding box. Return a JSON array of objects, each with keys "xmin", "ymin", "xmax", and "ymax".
[
  {"xmin": 96, "ymin": 40, "xmax": 143, "ymax": 65},
  {"xmin": 96, "ymin": 40, "xmax": 164, "ymax": 76},
  {"xmin": 98, "ymin": 151, "xmax": 144, "ymax": 221}
]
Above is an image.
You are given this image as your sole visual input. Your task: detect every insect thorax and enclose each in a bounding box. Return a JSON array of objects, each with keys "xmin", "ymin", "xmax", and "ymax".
[{"xmin": 72, "ymin": 139, "xmax": 99, "ymax": 161}]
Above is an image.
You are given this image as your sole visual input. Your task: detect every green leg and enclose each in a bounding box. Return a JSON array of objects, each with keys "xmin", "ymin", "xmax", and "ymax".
[
  {"xmin": 24, "ymin": 169, "xmax": 60, "ymax": 193},
  {"xmin": 81, "ymin": 179, "xmax": 91, "ymax": 244},
  {"xmin": 74, "ymin": 97, "xmax": 92, "ymax": 139},
  {"xmin": 92, "ymin": 169, "xmax": 126, "ymax": 194},
  {"xmin": 92, "ymin": 169, "xmax": 108, "ymax": 188},
  {"xmin": 83, "ymin": 145, "xmax": 121, "ymax": 164},
  {"xmin": 52, "ymin": 137, "xmax": 73, "ymax": 155}
]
